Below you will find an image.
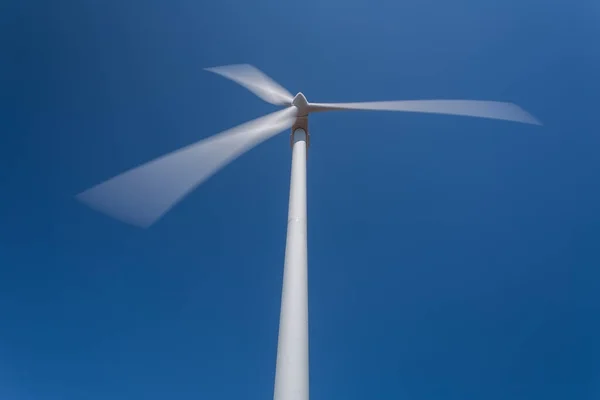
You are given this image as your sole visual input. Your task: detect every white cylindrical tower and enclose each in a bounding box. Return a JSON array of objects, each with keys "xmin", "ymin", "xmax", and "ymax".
[{"xmin": 273, "ymin": 128, "xmax": 309, "ymax": 400}]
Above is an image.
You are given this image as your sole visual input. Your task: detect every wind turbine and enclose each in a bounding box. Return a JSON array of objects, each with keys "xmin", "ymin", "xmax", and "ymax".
[{"xmin": 76, "ymin": 64, "xmax": 541, "ymax": 400}]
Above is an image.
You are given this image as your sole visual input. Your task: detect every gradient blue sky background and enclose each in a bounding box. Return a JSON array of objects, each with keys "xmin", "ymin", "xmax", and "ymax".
[{"xmin": 2, "ymin": 0, "xmax": 600, "ymax": 399}]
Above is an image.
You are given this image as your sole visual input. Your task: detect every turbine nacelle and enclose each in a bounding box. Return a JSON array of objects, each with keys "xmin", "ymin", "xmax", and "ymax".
[{"xmin": 291, "ymin": 93, "xmax": 310, "ymax": 146}]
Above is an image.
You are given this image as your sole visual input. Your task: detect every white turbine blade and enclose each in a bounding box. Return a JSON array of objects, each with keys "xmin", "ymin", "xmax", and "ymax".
[
  {"xmin": 309, "ymin": 100, "xmax": 542, "ymax": 125},
  {"xmin": 205, "ymin": 64, "xmax": 294, "ymax": 106},
  {"xmin": 77, "ymin": 107, "xmax": 298, "ymax": 228}
]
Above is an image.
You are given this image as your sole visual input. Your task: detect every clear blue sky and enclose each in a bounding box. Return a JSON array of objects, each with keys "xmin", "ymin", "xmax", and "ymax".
[{"xmin": 2, "ymin": 0, "xmax": 600, "ymax": 399}]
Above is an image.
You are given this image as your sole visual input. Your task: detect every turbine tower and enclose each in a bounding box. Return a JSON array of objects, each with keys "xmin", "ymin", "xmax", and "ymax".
[{"xmin": 76, "ymin": 64, "xmax": 541, "ymax": 400}]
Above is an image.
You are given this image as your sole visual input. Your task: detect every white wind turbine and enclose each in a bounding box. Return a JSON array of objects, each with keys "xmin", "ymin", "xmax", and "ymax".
[{"xmin": 76, "ymin": 64, "xmax": 541, "ymax": 400}]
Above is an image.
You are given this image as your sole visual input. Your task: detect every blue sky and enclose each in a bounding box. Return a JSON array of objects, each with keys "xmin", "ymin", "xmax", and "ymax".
[{"xmin": 2, "ymin": 0, "xmax": 600, "ymax": 399}]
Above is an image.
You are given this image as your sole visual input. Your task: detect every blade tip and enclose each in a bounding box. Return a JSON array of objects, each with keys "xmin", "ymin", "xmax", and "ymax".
[
  {"xmin": 522, "ymin": 113, "xmax": 543, "ymax": 126},
  {"xmin": 75, "ymin": 192, "xmax": 155, "ymax": 229},
  {"xmin": 507, "ymin": 103, "xmax": 543, "ymax": 126},
  {"xmin": 530, "ymin": 117, "xmax": 543, "ymax": 126}
]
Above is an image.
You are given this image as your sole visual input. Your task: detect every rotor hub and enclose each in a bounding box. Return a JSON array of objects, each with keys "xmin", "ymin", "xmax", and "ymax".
[{"xmin": 292, "ymin": 92, "xmax": 309, "ymax": 116}]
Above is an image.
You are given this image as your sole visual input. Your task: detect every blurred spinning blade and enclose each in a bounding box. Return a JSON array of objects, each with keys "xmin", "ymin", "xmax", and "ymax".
[
  {"xmin": 309, "ymin": 100, "xmax": 542, "ymax": 125},
  {"xmin": 205, "ymin": 64, "xmax": 294, "ymax": 106},
  {"xmin": 77, "ymin": 106, "xmax": 298, "ymax": 228}
]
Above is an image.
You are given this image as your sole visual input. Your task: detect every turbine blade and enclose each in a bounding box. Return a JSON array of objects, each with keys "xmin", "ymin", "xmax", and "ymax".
[
  {"xmin": 205, "ymin": 64, "xmax": 294, "ymax": 106},
  {"xmin": 77, "ymin": 107, "xmax": 298, "ymax": 228},
  {"xmin": 309, "ymin": 100, "xmax": 541, "ymax": 125}
]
